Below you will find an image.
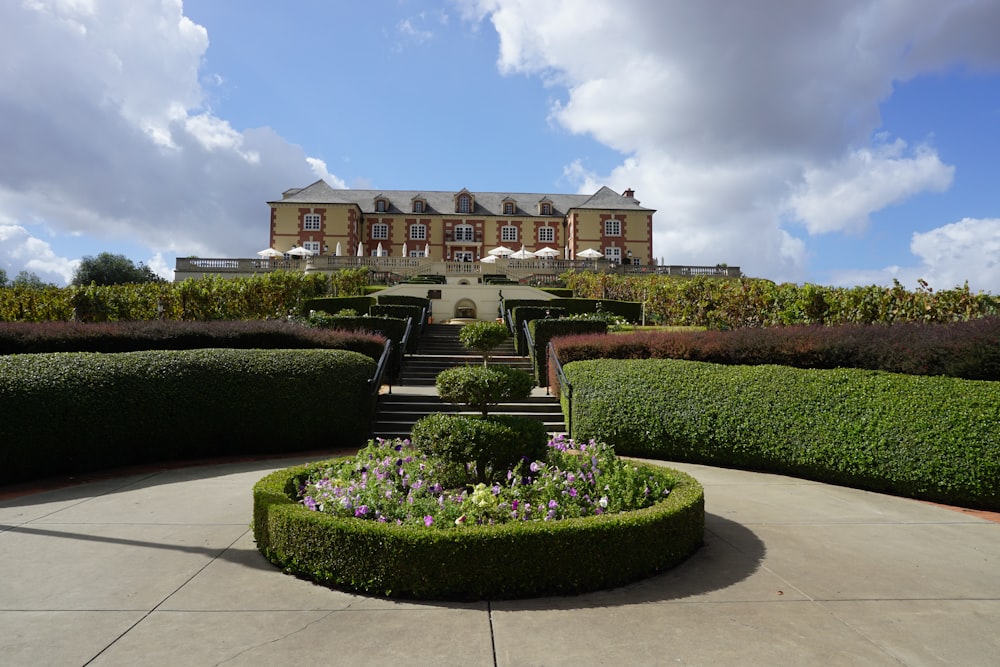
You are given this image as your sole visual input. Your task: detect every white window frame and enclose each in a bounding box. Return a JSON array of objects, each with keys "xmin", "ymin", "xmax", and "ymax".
[
  {"xmin": 501, "ymin": 225, "xmax": 518, "ymax": 243},
  {"xmin": 541, "ymin": 203, "xmax": 552, "ymax": 215},
  {"xmin": 303, "ymin": 213, "xmax": 321, "ymax": 231},
  {"xmin": 538, "ymin": 226, "xmax": 555, "ymax": 243},
  {"xmin": 376, "ymin": 199, "xmax": 388, "ymax": 213},
  {"xmin": 371, "ymin": 223, "xmax": 389, "ymax": 240},
  {"xmin": 409, "ymin": 224, "xmax": 427, "ymax": 241},
  {"xmin": 605, "ymin": 247, "xmax": 621, "ymax": 263},
  {"xmin": 454, "ymin": 224, "xmax": 474, "ymax": 241},
  {"xmin": 454, "ymin": 251, "xmax": 474, "ymax": 262},
  {"xmin": 503, "ymin": 202, "xmax": 515, "ymax": 215},
  {"xmin": 413, "ymin": 200, "xmax": 425, "ymax": 213},
  {"xmin": 604, "ymin": 219, "xmax": 621, "ymax": 236},
  {"xmin": 303, "ymin": 241, "xmax": 321, "ymax": 254},
  {"xmin": 457, "ymin": 195, "xmax": 471, "ymax": 213}
]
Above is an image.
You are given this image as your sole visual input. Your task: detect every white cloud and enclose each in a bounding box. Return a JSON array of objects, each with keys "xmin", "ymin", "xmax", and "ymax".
[
  {"xmin": 0, "ymin": 224, "xmax": 78, "ymax": 284},
  {"xmin": 466, "ymin": 0, "xmax": 1000, "ymax": 288},
  {"xmin": 787, "ymin": 138, "xmax": 954, "ymax": 235},
  {"xmin": 0, "ymin": 0, "xmax": 345, "ymax": 284}
]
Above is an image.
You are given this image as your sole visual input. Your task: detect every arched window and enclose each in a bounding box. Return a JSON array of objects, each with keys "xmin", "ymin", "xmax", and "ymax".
[
  {"xmin": 503, "ymin": 202, "xmax": 515, "ymax": 215},
  {"xmin": 457, "ymin": 194, "xmax": 471, "ymax": 214}
]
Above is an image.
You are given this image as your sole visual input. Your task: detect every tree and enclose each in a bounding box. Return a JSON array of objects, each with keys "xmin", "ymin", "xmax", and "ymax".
[
  {"xmin": 0, "ymin": 268, "xmax": 6, "ymax": 287},
  {"xmin": 458, "ymin": 320, "xmax": 510, "ymax": 367},
  {"xmin": 71, "ymin": 252, "xmax": 165, "ymax": 286},
  {"xmin": 11, "ymin": 271, "xmax": 51, "ymax": 289}
]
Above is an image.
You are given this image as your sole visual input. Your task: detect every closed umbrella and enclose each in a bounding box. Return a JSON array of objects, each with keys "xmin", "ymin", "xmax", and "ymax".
[
  {"xmin": 357, "ymin": 242, "xmax": 364, "ymax": 257},
  {"xmin": 334, "ymin": 242, "xmax": 341, "ymax": 256},
  {"xmin": 402, "ymin": 242, "xmax": 408, "ymax": 257},
  {"xmin": 376, "ymin": 242, "xmax": 383, "ymax": 257},
  {"xmin": 424, "ymin": 243, "xmax": 430, "ymax": 258}
]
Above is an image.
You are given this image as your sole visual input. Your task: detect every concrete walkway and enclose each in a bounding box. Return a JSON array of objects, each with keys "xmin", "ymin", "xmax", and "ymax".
[{"xmin": 1, "ymin": 454, "xmax": 998, "ymax": 666}]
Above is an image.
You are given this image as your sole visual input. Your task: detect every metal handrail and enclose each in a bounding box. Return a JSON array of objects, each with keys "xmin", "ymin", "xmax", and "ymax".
[
  {"xmin": 522, "ymin": 320, "xmax": 536, "ymax": 378},
  {"xmin": 547, "ymin": 341, "xmax": 572, "ymax": 436},
  {"xmin": 368, "ymin": 339, "xmax": 393, "ymax": 397}
]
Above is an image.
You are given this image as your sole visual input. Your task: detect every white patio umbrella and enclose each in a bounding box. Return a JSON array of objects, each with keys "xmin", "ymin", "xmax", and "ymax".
[
  {"xmin": 402, "ymin": 242, "xmax": 408, "ymax": 257},
  {"xmin": 256, "ymin": 248, "xmax": 283, "ymax": 258},
  {"xmin": 577, "ymin": 248, "xmax": 603, "ymax": 259},
  {"xmin": 488, "ymin": 245, "xmax": 514, "ymax": 257},
  {"xmin": 334, "ymin": 242, "xmax": 341, "ymax": 256},
  {"xmin": 510, "ymin": 245, "xmax": 535, "ymax": 259},
  {"xmin": 357, "ymin": 242, "xmax": 364, "ymax": 257},
  {"xmin": 286, "ymin": 246, "xmax": 315, "ymax": 257},
  {"xmin": 534, "ymin": 246, "xmax": 560, "ymax": 258},
  {"xmin": 376, "ymin": 242, "xmax": 384, "ymax": 257},
  {"xmin": 480, "ymin": 254, "xmax": 498, "ymax": 263}
]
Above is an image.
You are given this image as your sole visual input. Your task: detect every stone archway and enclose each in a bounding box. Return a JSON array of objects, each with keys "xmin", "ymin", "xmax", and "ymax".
[{"xmin": 454, "ymin": 298, "xmax": 477, "ymax": 319}]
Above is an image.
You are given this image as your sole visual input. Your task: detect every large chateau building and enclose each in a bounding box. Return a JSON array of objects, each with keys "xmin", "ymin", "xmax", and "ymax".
[{"xmin": 268, "ymin": 180, "xmax": 655, "ymax": 265}]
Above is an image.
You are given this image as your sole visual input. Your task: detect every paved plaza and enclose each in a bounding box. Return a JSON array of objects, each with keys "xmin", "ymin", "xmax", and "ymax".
[{"xmin": 2, "ymin": 454, "xmax": 998, "ymax": 666}]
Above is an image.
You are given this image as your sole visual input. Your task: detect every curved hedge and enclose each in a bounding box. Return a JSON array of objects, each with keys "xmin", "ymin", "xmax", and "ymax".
[
  {"xmin": 253, "ymin": 458, "xmax": 705, "ymax": 600},
  {"xmin": 566, "ymin": 359, "xmax": 1000, "ymax": 509},
  {"xmin": 0, "ymin": 349, "xmax": 376, "ymax": 483}
]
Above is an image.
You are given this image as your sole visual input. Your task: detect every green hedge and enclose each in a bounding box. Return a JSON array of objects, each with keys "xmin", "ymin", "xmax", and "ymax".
[
  {"xmin": 565, "ymin": 359, "xmax": 1000, "ymax": 509},
  {"xmin": 510, "ymin": 306, "xmax": 566, "ymax": 354},
  {"xmin": 302, "ymin": 296, "xmax": 376, "ymax": 316},
  {"xmin": 0, "ymin": 349, "xmax": 376, "ymax": 483},
  {"xmin": 528, "ymin": 319, "xmax": 608, "ymax": 386},
  {"xmin": 253, "ymin": 458, "xmax": 704, "ymax": 600},
  {"xmin": 317, "ymin": 316, "xmax": 409, "ymax": 367},
  {"xmin": 376, "ymin": 294, "xmax": 431, "ymax": 309}
]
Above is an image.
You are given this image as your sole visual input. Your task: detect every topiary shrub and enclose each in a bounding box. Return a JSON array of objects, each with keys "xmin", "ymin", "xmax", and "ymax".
[
  {"xmin": 252, "ymin": 453, "xmax": 705, "ymax": 600},
  {"xmin": 435, "ymin": 364, "xmax": 535, "ymax": 416},
  {"xmin": 410, "ymin": 413, "xmax": 548, "ymax": 484},
  {"xmin": 458, "ymin": 320, "xmax": 510, "ymax": 366}
]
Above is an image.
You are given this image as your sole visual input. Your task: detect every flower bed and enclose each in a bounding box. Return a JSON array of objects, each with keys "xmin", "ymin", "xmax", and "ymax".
[{"xmin": 253, "ymin": 436, "xmax": 705, "ymax": 600}]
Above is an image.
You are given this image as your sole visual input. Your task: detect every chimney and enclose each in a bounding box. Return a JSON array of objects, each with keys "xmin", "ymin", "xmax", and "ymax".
[{"xmin": 623, "ymin": 188, "xmax": 635, "ymax": 198}]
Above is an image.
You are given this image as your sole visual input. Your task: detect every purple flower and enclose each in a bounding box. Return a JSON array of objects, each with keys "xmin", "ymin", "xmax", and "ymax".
[
  {"xmin": 303, "ymin": 496, "xmax": 317, "ymax": 511},
  {"xmin": 424, "ymin": 515, "xmax": 434, "ymax": 527},
  {"xmin": 511, "ymin": 499, "xmax": 519, "ymax": 511},
  {"xmin": 548, "ymin": 499, "xmax": 558, "ymax": 509},
  {"xmin": 355, "ymin": 505, "xmax": 369, "ymax": 517},
  {"xmin": 568, "ymin": 487, "xmax": 578, "ymax": 497}
]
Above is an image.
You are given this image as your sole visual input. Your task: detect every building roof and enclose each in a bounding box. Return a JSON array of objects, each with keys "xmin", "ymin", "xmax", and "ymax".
[{"xmin": 269, "ymin": 180, "xmax": 654, "ymax": 215}]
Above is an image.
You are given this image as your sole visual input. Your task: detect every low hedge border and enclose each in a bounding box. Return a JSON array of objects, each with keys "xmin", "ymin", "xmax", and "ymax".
[
  {"xmin": 253, "ymin": 458, "xmax": 705, "ymax": 600},
  {"xmin": 566, "ymin": 358, "xmax": 1000, "ymax": 510},
  {"xmin": 0, "ymin": 348, "xmax": 376, "ymax": 484}
]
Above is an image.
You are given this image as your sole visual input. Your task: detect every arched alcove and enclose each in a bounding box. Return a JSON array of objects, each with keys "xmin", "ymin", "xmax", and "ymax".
[{"xmin": 454, "ymin": 298, "xmax": 477, "ymax": 319}]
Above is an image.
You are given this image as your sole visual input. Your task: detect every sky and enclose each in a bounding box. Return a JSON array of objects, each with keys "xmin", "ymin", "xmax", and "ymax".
[{"xmin": 2, "ymin": 0, "xmax": 1000, "ymax": 294}]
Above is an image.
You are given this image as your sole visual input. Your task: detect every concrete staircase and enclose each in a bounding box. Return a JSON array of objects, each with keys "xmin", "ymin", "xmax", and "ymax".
[{"xmin": 372, "ymin": 323, "xmax": 564, "ymax": 440}]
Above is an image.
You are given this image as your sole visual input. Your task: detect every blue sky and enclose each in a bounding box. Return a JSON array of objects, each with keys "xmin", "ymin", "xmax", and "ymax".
[{"xmin": 2, "ymin": 1, "xmax": 999, "ymax": 293}]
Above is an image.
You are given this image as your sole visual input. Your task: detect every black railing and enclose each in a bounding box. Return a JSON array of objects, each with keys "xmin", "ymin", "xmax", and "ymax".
[
  {"xmin": 546, "ymin": 342, "xmax": 572, "ymax": 435},
  {"xmin": 367, "ymin": 339, "xmax": 393, "ymax": 434},
  {"xmin": 522, "ymin": 320, "xmax": 536, "ymax": 382}
]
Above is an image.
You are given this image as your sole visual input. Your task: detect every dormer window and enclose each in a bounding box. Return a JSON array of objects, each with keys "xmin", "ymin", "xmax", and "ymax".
[
  {"xmin": 538, "ymin": 198, "xmax": 553, "ymax": 216},
  {"xmin": 414, "ymin": 200, "xmax": 425, "ymax": 214},
  {"xmin": 503, "ymin": 202, "xmax": 515, "ymax": 215},
  {"xmin": 374, "ymin": 196, "xmax": 389, "ymax": 213},
  {"xmin": 457, "ymin": 194, "xmax": 472, "ymax": 214}
]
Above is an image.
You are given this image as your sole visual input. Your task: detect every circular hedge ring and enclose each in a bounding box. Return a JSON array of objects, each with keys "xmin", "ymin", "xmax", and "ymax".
[{"xmin": 253, "ymin": 458, "xmax": 705, "ymax": 600}]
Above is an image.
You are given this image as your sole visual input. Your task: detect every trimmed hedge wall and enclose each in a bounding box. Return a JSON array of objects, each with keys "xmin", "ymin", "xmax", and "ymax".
[
  {"xmin": 302, "ymin": 296, "xmax": 375, "ymax": 316},
  {"xmin": 511, "ymin": 306, "xmax": 566, "ymax": 354},
  {"xmin": 550, "ymin": 318, "xmax": 1000, "ymax": 381},
  {"xmin": 565, "ymin": 359, "xmax": 1000, "ymax": 509},
  {"xmin": 253, "ymin": 458, "xmax": 704, "ymax": 600},
  {"xmin": 0, "ymin": 349, "xmax": 376, "ymax": 484},
  {"xmin": 527, "ymin": 319, "xmax": 607, "ymax": 386},
  {"xmin": 0, "ymin": 320, "xmax": 387, "ymax": 361}
]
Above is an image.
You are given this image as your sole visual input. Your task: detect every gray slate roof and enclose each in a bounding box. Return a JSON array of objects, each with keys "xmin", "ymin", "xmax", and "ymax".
[{"xmin": 270, "ymin": 180, "xmax": 654, "ymax": 215}]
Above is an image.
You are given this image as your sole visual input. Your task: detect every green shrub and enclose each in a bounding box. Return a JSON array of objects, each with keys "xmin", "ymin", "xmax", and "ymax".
[
  {"xmin": 566, "ymin": 358, "xmax": 1000, "ymax": 509},
  {"xmin": 528, "ymin": 319, "xmax": 607, "ymax": 386},
  {"xmin": 0, "ymin": 348, "xmax": 376, "ymax": 483},
  {"xmin": 303, "ymin": 296, "xmax": 375, "ymax": 317},
  {"xmin": 252, "ymin": 457, "xmax": 705, "ymax": 599},
  {"xmin": 410, "ymin": 414, "xmax": 548, "ymax": 484},
  {"xmin": 435, "ymin": 364, "xmax": 535, "ymax": 416},
  {"xmin": 458, "ymin": 320, "xmax": 510, "ymax": 365}
]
